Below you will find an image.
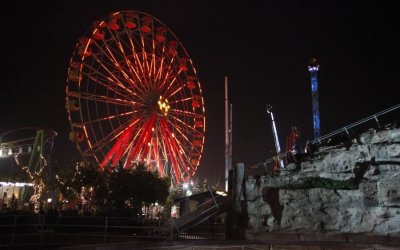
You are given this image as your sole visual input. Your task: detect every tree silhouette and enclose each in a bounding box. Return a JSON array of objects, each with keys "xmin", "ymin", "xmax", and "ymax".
[{"xmin": 59, "ymin": 161, "xmax": 170, "ymax": 218}]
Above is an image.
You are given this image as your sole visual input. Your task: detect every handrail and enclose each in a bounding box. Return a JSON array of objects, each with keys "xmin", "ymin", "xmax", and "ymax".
[
  {"xmin": 167, "ymin": 191, "xmax": 226, "ymax": 239},
  {"xmin": 249, "ymin": 103, "xmax": 400, "ymax": 171},
  {"xmin": 308, "ymin": 103, "xmax": 400, "ymax": 145}
]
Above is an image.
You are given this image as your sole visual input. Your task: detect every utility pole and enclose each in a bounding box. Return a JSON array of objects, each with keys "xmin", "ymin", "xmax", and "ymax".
[{"xmin": 225, "ymin": 76, "xmax": 232, "ymax": 192}]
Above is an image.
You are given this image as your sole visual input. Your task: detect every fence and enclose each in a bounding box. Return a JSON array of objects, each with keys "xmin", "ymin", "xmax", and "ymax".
[
  {"xmin": 177, "ymin": 222, "xmax": 225, "ymax": 240},
  {"xmin": 0, "ymin": 214, "xmax": 166, "ymax": 249}
]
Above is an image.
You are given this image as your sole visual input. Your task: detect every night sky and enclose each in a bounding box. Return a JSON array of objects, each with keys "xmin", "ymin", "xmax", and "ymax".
[{"xmin": 1, "ymin": 1, "xmax": 398, "ymax": 186}]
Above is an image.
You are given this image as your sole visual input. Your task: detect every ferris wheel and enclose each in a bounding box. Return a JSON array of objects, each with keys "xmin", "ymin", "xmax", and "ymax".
[{"xmin": 65, "ymin": 10, "xmax": 205, "ymax": 185}]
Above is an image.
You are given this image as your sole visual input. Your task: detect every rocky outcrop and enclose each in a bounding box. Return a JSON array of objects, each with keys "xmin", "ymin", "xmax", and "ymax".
[{"xmin": 245, "ymin": 126, "xmax": 400, "ymax": 236}]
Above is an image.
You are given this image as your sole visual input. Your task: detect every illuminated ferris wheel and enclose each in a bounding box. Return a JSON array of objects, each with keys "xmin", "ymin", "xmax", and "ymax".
[{"xmin": 65, "ymin": 10, "xmax": 205, "ymax": 185}]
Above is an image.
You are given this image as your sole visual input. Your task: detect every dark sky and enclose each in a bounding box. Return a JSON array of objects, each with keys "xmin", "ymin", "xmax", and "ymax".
[{"xmin": 1, "ymin": 1, "xmax": 398, "ymax": 186}]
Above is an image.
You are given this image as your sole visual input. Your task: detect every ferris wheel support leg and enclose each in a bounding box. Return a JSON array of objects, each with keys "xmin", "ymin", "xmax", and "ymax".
[{"xmin": 160, "ymin": 120, "xmax": 181, "ymax": 184}]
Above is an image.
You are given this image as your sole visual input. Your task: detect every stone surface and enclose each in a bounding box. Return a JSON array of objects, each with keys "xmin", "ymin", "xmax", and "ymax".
[{"xmin": 245, "ymin": 126, "xmax": 400, "ymax": 237}]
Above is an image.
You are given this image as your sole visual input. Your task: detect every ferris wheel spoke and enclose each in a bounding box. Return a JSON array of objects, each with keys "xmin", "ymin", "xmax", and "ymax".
[
  {"xmin": 104, "ymin": 26, "xmax": 150, "ymax": 96},
  {"xmin": 91, "ymin": 40, "xmax": 146, "ymax": 96},
  {"xmin": 91, "ymin": 39, "xmax": 130, "ymax": 76},
  {"xmin": 137, "ymin": 20, "xmax": 152, "ymax": 78},
  {"xmin": 124, "ymin": 29, "xmax": 151, "ymax": 89},
  {"xmin": 165, "ymin": 118, "xmax": 193, "ymax": 145},
  {"xmin": 130, "ymin": 52, "xmax": 151, "ymax": 92},
  {"xmin": 169, "ymin": 96, "xmax": 197, "ymax": 105},
  {"xmin": 169, "ymin": 109, "xmax": 202, "ymax": 119},
  {"xmin": 166, "ymin": 83, "xmax": 184, "ymax": 99},
  {"xmin": 124, "ymin": 114, "xmax": 156, "ymax": 168},
  {"xmin": 100, "ymin": 125, "xmax": 135, "ymax": 170},
  {"xmin": 82, "ymin": 59, "xmax": 142, "ymax": 102},
  {"xmin": 89, "ymin": 53, "xmax": 145, "ymax": 100},
  {"xmin": 138, "ymin": 117, "xmax": 156, "ymax": 163},
  {"xmin": 165, "ymin": 74, "xmax": 184, "ymax": 96},
  {"xmin": 70, "ymin": 91, "xmax": 137, "ymax": 107},
  {"xmin": 88, "ymin": 76, "xmax": 138, "ymax": 100},
  {"xmin": 159, "ymin": 119, "xmax": 181, "ymax": 182},
  {"xmin": 83, "ymin": 110, "xmax": 136, "ymax": 125},
  {"xmin": 155, "ymin": 45, "xmax": 167, "ymax": 83},
  {"xmin": 120, "ymin": 121, "xmax": 146, "ymax": 168},
  {"xmin": 80, "ymin": 65, "xmax": 135, "ymax": 101},
  {"xmin": 150, "ymin": 139, "xmax": 164, "ymax": 175},
  {"xmin": 167, "ymin": 113, "xmax": 198, "ymax": 136},
  {"xmin": 160, "ymin": 119, "xmax": 190, "ymax": 178},
  {"xmin": 165, "ymin": 122, "xmax": 192, "ymax": 165},
  {"xmin": 155, "ymin": 130, "xmax": 170, "ymax": 173},
  {"xmin": 147, "ymin": 34, "xmax": 159, "ymax": 91},
  {"xmin": 141, "ymin": 40, "xmax": 150, "ymax": 80},
  {"xmin": 151, "ymin": 39, "xmax": 157, "ymax": 83},
  {"xmin": 110, "ymin": 22, "xmax": 151, "ymax": 93},
  {"xmin": 125, "ymin": 20, "xmax": 151, "ymax": 89},
  {"xmin": 158, "ymin": 55, "xmax": 177, "ymax": 90},
  {"xmin": 83, "ymin": 118, "xmax": 140, "ymax": 156}
]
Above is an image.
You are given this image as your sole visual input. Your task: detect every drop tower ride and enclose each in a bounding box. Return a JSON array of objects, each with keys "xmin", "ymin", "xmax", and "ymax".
[{"xmin": 308, "ymin": 58, "xmax": 320, "ymax": 139}]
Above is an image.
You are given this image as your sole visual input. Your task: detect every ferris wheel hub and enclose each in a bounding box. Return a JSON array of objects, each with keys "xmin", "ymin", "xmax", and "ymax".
[{"xmin": 158, "ymin": 96, "xmax": 170, "ymax": 116}]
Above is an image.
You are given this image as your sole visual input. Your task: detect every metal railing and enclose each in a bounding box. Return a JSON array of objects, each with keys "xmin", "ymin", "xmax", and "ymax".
[
  {"xmin": 167, "ymin": 191, "xmax": 226, "ymax": 240},
  {"xmin": 249, "ymin": 103, "xmax": 400, "ymax": 172},
  {"xmin": 308, "ymin": 103, "xmax": 400, "ymax": 145},
  {"xmin": 0, "ymin": 214, "xmax": 166, "ymax": 249}
]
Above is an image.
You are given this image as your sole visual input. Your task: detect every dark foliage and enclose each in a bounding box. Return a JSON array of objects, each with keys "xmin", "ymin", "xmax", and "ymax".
[{"xmin": 60, "ymin": 162, "xmax": 170, "ymax": 217}]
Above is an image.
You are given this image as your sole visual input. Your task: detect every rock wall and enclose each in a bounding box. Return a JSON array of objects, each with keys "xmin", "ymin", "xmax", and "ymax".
[{"xmin": 245, "ymin": 126, "xmax": 400, "ymax": 237}]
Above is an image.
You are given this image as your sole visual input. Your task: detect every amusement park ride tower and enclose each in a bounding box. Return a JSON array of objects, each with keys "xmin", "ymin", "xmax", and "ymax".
[{"xmin": 308, "ymin": 58, "xmax": 321, "ymax": 140}]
